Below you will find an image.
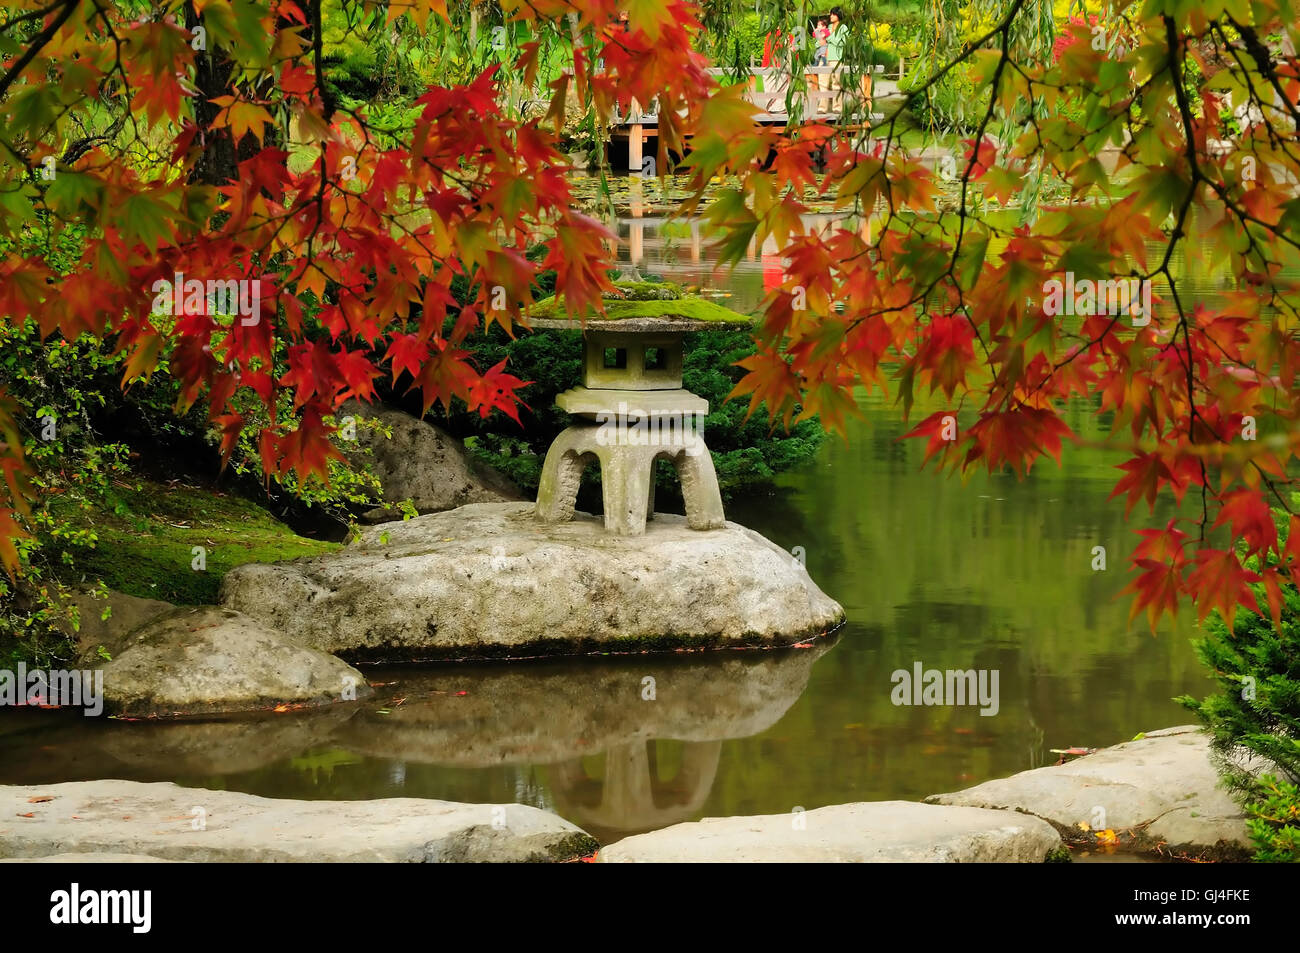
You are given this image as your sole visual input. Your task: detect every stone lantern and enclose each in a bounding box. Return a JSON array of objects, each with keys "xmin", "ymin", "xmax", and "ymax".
[{"xmin": 532, "ymin": 309, "xmax": 745, "ymax": 536}]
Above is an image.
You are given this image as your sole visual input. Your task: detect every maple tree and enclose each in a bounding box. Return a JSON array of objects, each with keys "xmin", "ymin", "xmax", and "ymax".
[
  {"xmin": 0, "ymin": 0, "xmax": 713, "ymax": 572},
  {"xmin": 713, "ymin": 0, "xmax": 1300, "ymax": 634},
  {"xmin": 0, "ymin": 0, "xmax": 1298, "ymax": 637}
]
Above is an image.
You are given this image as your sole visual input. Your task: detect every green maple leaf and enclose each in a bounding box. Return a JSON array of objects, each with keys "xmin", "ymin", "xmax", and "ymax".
[{"xmin": 118, "ymin": 193, "xmax": 178, "ymax": 250}]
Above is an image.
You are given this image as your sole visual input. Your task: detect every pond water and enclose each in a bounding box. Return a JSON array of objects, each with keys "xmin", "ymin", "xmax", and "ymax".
[{"xmin": 0, "ymin": 205, "xmax": 1237, "ymax": 848}]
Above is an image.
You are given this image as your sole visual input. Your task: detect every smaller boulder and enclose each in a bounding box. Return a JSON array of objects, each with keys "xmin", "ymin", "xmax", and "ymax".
[
  {"xmin": 98, "ymin": 607, "xmax": 372, "ymax": 718},
  {"xmin": 340, "ymin": 400, "xmax": 521, "ymax": 522}
]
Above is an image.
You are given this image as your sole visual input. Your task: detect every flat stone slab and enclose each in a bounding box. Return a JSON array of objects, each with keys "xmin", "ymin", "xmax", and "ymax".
[
  {"xmin": 97, "ymin": 607, "xmax": 373, "ymax": 717},
  {"xmin": 926, "ymin": 726, "xmax": 1253, "ymax": 857},
  {"xmin": 555, "ymin": 386, "xmax": 709, "ymax": 418},
  {"xmin": 1, "ymin": 853, "xmax": 179, "ymax": 863},
  {"xmin": 598, "ymin": 801, "xmax": 1062, "ymax": 862},
  {"xmin": 0, "ymin": 780, "xmax": 596, "ymax": 863},
  {"xmin": 220, "ymin": 502, "xmax": 844, "ymax": 661}
]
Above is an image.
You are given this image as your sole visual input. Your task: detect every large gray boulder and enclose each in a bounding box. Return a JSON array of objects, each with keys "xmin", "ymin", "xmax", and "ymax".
[
  {"xmin": 927, "ymin": 726, "xmax": 1254, "ymax": 858},
  {"xmin": 0, "ymin": 780, "xmax": 597, "ymax": 862},
  {"xmin": 340, "ymin": 400, "xmax": 521, "ymax": 521},
  {"xmin": 98, "ymin": 607, "xmax": 372, "ymax": 717},
  {"xmin": 220, "ymin": 502, "xmax": 845, "ymax": 661},
  {"xmin": 598, "ymin": 801, "xmax": 1062, "ymax": 862}
]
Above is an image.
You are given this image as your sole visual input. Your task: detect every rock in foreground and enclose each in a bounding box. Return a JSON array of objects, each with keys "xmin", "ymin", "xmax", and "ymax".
[
  {"xmin": 221, "ymin": 502, "xmax": 844, "ymax": 661},
  {"xmin": 927, "ymin": 726, "xmax": 1253, "ymax": 858},
  {"xmin": 98, "ymin": 607, "xmax": 372, "ymax": 717},
  {"xmin": 0, "ymin": 780, "xmax": 596, "ymax": 863},
  {"xmin": 598, "ymin": 801, "xmax": 1062, "ymax": 862},
  {"xmin": 1, "ymin": 853, "xmax": 178, "ymax": 863}
]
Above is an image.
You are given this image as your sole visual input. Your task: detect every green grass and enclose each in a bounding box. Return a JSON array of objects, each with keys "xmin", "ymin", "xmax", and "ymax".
[{"xmin": 48, "ymin": 479, "xmax": 340, "ymax": 605}]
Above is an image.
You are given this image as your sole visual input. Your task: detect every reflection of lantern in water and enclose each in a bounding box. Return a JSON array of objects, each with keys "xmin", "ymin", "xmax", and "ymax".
[{"xmin": 547, "ymin": 739, "xmax": 722, "ymax": 840}]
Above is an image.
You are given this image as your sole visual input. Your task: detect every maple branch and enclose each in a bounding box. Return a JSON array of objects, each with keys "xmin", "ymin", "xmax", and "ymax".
[
  {"xmin": 0, "ymin": 0, "xmax": 80, "ymax": 102},
  {"xmin": 0, "ymin": 0, "xmax": 67, "ymax": 34},
  {"xmin": 1226, "ymin": 16, "xmax": 1300, "ymax": 132},
  {"xmin": 310, "ymin": 0, "xmax": 336, "ymax": 124},
  {"xmin": 1156, "ymin": 16, "xmax": 1296, "ymax": 535}
]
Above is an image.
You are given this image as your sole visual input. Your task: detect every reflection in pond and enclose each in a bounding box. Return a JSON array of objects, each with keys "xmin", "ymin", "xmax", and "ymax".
[
  {"xmin": 548, "ymin": 740, "xmax": 721, "ymax": 843},
  {"xmin": 0, "ymin": 644, "xmax": 832, "ymax": 843}
]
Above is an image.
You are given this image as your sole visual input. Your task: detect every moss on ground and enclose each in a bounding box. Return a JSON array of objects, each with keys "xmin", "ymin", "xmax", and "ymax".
[
  {"xmin": 48, "ymin": 479, "xmax": 339, "ymax": 605},
  {"xmin": 528, "ymin": 294, "xmax": 753, "ymax": 325}
]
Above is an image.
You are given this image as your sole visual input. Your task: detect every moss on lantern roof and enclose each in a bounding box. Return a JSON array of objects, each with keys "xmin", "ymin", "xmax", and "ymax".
[{"xmin": 527, "ymin": 282, "xmax": 752, "ymax": 326}]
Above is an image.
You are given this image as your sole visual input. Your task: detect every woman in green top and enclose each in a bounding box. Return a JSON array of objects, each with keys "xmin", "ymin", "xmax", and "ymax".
[
  {"xmin": 827, "ymin": 7, "xmax": 848, "ymax": 64},
  {"xmin": 826, "ymin": 6, "xmax": 850, "ymax": 110}
]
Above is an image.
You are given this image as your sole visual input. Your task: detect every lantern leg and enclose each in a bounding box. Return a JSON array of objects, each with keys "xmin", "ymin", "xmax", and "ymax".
[
  {"xmin": 675, "ymin": 442, "xmax": 726, "ymax": 530},
  {"xmin": 599, "ymin": 445, "xmax": 654, "ymax": 536},
  {"xmin": 535, "ymin": 427, "xmax": 597, "ymax": 524}
]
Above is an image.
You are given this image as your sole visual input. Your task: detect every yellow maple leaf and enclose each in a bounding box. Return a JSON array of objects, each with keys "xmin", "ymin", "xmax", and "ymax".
[{"xmin": 210, "ymin": 96, "xmax": 274, "ymax": 144}]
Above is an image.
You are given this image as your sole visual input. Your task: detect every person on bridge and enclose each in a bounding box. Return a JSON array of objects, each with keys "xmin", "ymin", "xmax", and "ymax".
[
  {"xmin": 808, "ymin": 16, "xmax": 831, "ymax": 100},
  {"xmin": 826, "ymin": 8, "xmax": 847, "ymax": 111},
  {"xmin": 826, "ymin": 7, "xmax": 873, "ymax": 116},
  {"xmin": 827, "ymin": 8, "xmax": 848, "ymax": 67}
]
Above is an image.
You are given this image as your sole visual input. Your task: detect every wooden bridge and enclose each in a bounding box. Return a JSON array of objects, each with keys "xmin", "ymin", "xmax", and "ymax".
[{"xmin": 612, "ymin": 66, "xmax": 901, "ymax": 173}]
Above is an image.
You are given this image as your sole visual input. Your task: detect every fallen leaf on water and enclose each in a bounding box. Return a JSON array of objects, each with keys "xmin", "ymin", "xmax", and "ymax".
[
  {"xmin": 455, "ymin": 691, "xmax": 468, "ymax": 696},
  {"xmin": 16, "ymin": 813, "xmax": 34, "ymax": 818},
  {"xmin": 27, "ymin": 796, "xmax": 53, "ymax": 803}
]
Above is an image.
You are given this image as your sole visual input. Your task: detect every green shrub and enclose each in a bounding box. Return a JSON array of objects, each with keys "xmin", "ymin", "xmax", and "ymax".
[
  {"xmin": 0, "ymin": 316, "xmax": 164, "ymax": 666},
  {"xmin": 1243, "ymin": 775, "xmax": 1300, "ymax": 863},
  {"xmin": 1178, "ymin": 517, "xmax": 1300, "ymax": 862}
]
